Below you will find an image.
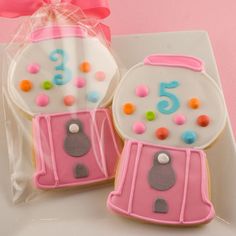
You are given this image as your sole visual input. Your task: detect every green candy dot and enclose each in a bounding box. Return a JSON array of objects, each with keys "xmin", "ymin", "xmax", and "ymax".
[
  {"xmin": 146, "ymin": 111, "xmax": 156, "ymax": 121},
  {"xmin": 42, "ymin": 80, "xmax": 53, "ymax": 90}
]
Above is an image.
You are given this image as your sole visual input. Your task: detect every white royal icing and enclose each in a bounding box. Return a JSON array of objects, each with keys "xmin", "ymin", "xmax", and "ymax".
[
  {"xmin": 113, "ymin": 60, "xmax": 226, "ymax": 149},
  {"xmin": 8, "ymin": 31, "xmax": 119, "ymax": 116}
]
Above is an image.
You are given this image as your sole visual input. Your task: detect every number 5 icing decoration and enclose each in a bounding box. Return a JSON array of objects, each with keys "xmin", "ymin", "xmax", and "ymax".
[
  {"xmin": 7, "ymin": 2, "xmax": 122, "ymax": 189},
  {"xmin": 107, "ymin": 55, "xmax": 227, "ymax": 225},
  {"xmin": 157, "ymin": 81, "xmax": 180, "ymax": 114}
]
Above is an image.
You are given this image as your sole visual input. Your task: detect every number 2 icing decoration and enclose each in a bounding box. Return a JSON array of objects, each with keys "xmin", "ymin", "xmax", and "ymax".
[
  {"xmin": 7, "ymin": 2, "xmax": 122, "ymax": 189},
  {"xmin": 107, "ymin": 55, "xmax": 227, "ymax": 225}
]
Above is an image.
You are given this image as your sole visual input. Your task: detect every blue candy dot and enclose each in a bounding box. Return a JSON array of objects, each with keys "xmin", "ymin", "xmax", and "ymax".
[
  {"xmin": 181, "ymin": 131, "xmax": 197, "ymax": 144},
  {"xmin": 87, "ymin": 91, "xmax": 100, "ymax": 103}
]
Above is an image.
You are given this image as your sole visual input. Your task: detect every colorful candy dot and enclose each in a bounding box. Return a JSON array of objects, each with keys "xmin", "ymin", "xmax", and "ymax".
[
  {"xmin": 132, "ymin": 122, "xmax": 146, "ymax": 134},
  {"xmin": 42, "ymin": 80, "xmax": 53, "ymax": 90},
  {"xmin": 123, "ymin": 102, "xmax": 135, "ymax": 115},
  {"xmin": 74, "ymin": 77, "xmax": 86, "ymax": 88},
  {"xmin": 146, "ymin": 111, "xmax": 156, "ymax": 121},
  {"xmin": 181, "ymin": 131, "xmax": 197, "ymax": 144},
  {"xmin": 87, "ymin": 91, "xmax": 100, "ymax": 103},
  {"xmin": 80, "ymin": 61, "xmax": 91, "ymax": 73},
  {"xmin": 135, "ymin": 85, "xmax": 149, "ymax": 97},
  {"xmin": 27, "ymin": 63, "xmax": 40, "ymax": 74},
  {"xmin": 19, "ymin": 80, "xmax": 33, "ymax": 92},
  {"xmin": 188, "ymin": 98, "xmax": 201, "ymax": 109},
  {"xmin": 36, "ymin": 94, "xmax": 49, "ymax": 107},
  {"xmin": 197, "ymin": 115, "xmax": 210, "ymax": 127},
  {"xmin": 95, "ymin": 71, "xmax": 106, "ymax": 81},
  {"xmin": 64, "ymin": 95, "xmax": 75, "ymax": 106},
  {"xmin": 173, "ymin": 114, "xmax": 186, "ymax": 125},
  {"xmin": 155, "ymin": 127, "xmax": 169, "ymax": 140}
]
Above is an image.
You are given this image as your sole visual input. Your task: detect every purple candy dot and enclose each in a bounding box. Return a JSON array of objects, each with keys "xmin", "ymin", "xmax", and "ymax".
[
  {"xmin": 74, "ymin": 77, "xmax": 86, "ymax": 88},
  {"xmin": 27, "ymin": 63, "xmax": 40, "ymax": 74},
  {"xmin": 36, "ymin": 94, "xmax": 49, "ymax": 107}
]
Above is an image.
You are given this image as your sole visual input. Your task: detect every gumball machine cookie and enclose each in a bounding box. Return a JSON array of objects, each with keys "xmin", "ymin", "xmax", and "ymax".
[
  {"xmin": 7, "ymin": 23, "xmax": 122, "ymax": 189},
  {"xmin": 107, "ymin": 55, "xmax": 226, "ymax": 225}
]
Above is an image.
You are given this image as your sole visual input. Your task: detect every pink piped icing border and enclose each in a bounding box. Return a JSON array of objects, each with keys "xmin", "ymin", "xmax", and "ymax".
[
  {"xmin": 144, "ymin": 55, "xmax": 204, "ymax": 72},
  {"xmin": 107, "ymin": 139, "xmax": 215, "ymax": 225},
  {"xmin": 31, "ymin": 25, "xmax": 86, "ymax": 42}
]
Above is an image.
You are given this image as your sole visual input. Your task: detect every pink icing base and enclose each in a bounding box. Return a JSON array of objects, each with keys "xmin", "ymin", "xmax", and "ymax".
[
  {"xmin": 33, "ymin": 108, "xmax": 122, "ymax": 189},
  {"xmin": 107, "ymin": 140, "xmax": 215, "ymax": 225},
  {"xmin": 144, "ymin": 55, "xmax": 204, "ymax": 72},
  {"xmin": 30, "ymin": 24, "xmax": 111, "ymax": 45}
]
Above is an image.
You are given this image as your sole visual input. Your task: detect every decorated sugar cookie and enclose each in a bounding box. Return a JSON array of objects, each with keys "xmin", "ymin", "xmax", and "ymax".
[
  {"xmin": 107, "ymin": 55, "xmax": 226, "ymax": 225},
  {"xmin": 8, "ymin": 25, "xmax": 122, "ymax": 189},
  {"xmin": 9, "ymin": 26, "xmax": 119, "ymax": 115}
]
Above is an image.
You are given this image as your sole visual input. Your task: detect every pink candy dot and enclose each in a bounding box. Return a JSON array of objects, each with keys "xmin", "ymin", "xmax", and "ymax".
[
  {"xmin": 64, "ymin": 95, "xmax": 75, "ymax": 106},
  {"xmin": 74, "ymin": 77, "xmax": 86, "ymax": 88},
  {"xmin": 132, "ymin": 122, "xmax": 146, "ymax": 134},
  {"xmin": 173, "ymin": 114, "xmax": 186, "ymax": 125},
  {"xmin": 36, "ymin": 94, "xmax": 49, "ymax": 107},
  {"xmin": 95, "ymin": 71, "xmax": 106, "ymax": 81},
  {"xmin": 135, "ymin": 85, "xmax": 149, "ymax": 97},
  {"xmin": 27, "ymin": 63, "xmax": 40, "ymax": 74}
]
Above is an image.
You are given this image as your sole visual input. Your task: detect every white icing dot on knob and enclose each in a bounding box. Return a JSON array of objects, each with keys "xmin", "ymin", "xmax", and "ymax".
[
  {"xmin": 69, "ymin": 124, "xmax": 80, "ymax": 133},
  {"xmin": 157, "ymin": 153, "xmax": 170, "ymax": 164}
]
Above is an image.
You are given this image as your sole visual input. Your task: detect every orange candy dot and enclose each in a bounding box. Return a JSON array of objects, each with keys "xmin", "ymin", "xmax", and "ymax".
[
  {"xmin": 79, "ymin": 61, "xmax": 91, "ymax": 73},
  {"xmin": 123, "ymin": 102, "xmax": 135, "ymax": 115},
  {"xmin": 188, "ymin": 98, "xmax": 200, "ymax": 109},
  {"xmin": 19, "ymin": 80, "xmax": 32, "ymax": 92},
  {"xmin": 64, "ymin": 95, "xmax": 75, "ymax": 106},
  {"xmin": 197, "ymin": 115, "xmax": 210, "ymax": 127},
  {"xmin": 155, "ymin": 127, "xmax": 169, "ymax": 140}
]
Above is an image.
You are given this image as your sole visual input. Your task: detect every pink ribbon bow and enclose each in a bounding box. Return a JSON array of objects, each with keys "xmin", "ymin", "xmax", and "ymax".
[
  {"xmin": 0, "ymin": 0, "xmax": 111, "ymax": 41},
  {"xmin": 0, "ymin": 0, "xmax": 110, "ymax": 18}
]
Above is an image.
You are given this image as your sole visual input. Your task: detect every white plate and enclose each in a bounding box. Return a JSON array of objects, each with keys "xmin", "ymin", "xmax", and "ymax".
[{"xmin": 1, "ymin": 31, "xmax": 236, "ymax": 236}]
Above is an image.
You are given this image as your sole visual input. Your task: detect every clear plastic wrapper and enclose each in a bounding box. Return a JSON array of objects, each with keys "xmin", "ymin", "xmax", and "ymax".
[{"xmin": 1, "ymin": 2, "xmax": 122, "ymax": 203}]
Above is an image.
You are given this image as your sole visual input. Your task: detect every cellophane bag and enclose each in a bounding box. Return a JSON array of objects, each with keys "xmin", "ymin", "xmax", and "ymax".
[{"xmin": 1, "ymin": 1, "xmax": 122, "ymax": 203}]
